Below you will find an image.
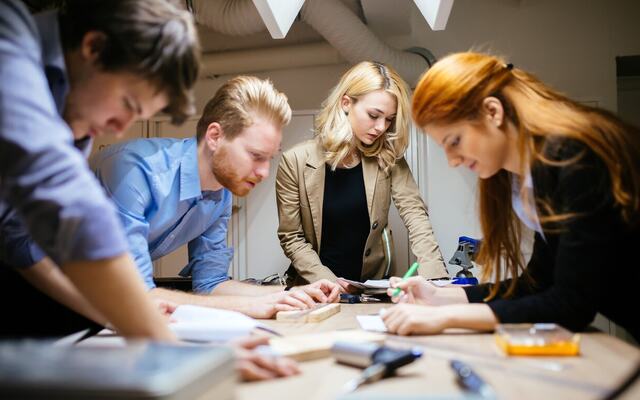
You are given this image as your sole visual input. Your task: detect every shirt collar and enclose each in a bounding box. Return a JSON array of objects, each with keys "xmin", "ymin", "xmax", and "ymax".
[
  {"xmin": 178, "ymin": 137, "xmax": 226, "ymax": 202},
  {"xmin": 33, "ymin": 10, "xmax": 69, "ymax": 113},
  {"xmin": 34, "ymin": 11, "xmax": 66, "ymax": 72}
]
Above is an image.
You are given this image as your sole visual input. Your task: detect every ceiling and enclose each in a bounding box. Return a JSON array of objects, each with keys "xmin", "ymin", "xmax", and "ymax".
[{"xmin": 195, "ymin": 0, "xmax": 412, "ymax": 54}]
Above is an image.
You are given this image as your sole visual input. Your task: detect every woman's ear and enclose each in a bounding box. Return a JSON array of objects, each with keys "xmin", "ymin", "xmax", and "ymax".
[
  {"xmin": 482, "ymin": 96, "xmax": 505, "ymax": 128},
  {"xmin": 341, "ymin": 95, "xmax": 352, "ymax": 115}
]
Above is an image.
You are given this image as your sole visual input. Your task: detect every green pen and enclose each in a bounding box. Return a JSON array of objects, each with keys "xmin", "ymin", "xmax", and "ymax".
[{"xmin": 391, "ymin": 262, "xmax": 420, "ymax": 297}]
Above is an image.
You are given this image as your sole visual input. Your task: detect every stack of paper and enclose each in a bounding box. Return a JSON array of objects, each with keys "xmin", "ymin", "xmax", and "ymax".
[
  {"xmin": 337, "ymin": 278, "xmax": 389, "ymax": 294},
  {"xmin": 169, "ymin": 305, "xmax": 268, "ymax": 343}
]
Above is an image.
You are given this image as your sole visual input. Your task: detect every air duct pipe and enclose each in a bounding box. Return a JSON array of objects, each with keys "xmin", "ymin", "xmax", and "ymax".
[{"xmin": 192, "ymin": 0, "xmax": 433, "ymax": 86}]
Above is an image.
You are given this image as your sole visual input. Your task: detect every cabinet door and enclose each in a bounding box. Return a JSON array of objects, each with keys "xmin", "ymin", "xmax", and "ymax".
[{"xmin": 90, "ymin": 120, "xmax": 147, "ymax": 158}]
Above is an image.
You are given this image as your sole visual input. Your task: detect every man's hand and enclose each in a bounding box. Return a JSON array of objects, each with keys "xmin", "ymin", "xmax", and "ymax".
[
  {"xmin": 380, "ymin": 304, "xmax": 449, "ymax": 335},
  {"xmin": 230, "ymin": 336, "xmax": 300, "ymax": 381},
  {"xmin": 291, "ymin": 279, "xmax": 341, "ymax": 303},
  {"xmin": 153, "ymin": 298, "xmax": 178, "ymax": 322},
  {"xmin": 247, "ymin": 290, "xmax": 316, "ymax": 319}
]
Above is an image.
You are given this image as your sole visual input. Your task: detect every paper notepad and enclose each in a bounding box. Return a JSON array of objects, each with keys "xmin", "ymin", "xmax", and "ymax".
[
  {"xmin": 169, "ymin": 305, "xmax": 267, "ymax": 343},
  {"xmin": 356, "ymin": 315, "xmax": 387, "ymax": 332}
]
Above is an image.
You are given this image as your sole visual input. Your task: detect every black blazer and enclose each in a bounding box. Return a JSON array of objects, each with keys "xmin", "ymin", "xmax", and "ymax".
[{"xmin": 465, "ymin": 139, "xmax": 640, "ymax": 341}]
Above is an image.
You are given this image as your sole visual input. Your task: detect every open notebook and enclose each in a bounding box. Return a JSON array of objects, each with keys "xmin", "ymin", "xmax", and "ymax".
[{"xmin": 168, "ymin": 305, "xmax": 275, "ymax": 343}]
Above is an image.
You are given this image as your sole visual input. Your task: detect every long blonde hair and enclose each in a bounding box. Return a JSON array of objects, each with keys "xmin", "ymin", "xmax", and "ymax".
[
  {"xmin": 315, "ymin": 61, "xmax": 411, "ymax": 172},
  {"xmin": 412, "ymin": 52, "xmax": 640, "ymax": 300}
]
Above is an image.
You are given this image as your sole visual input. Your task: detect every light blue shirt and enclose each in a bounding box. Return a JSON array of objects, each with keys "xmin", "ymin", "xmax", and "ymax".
[
  {"xmin": 0, "ymin": 2, "xmax": 128, "ymax": 267},
  {"xmin": 91, "ymin": 137, "xmax": 233, "ymax": 293}
]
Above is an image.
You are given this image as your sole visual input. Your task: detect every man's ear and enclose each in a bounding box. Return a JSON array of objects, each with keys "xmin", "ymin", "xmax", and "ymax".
[
  {"xmin": 204, "ymin": 122, "xmax": 223, "ymax": 151},
  {"xmin": 482, "ymin": 96, "xmax": 505, "ymax": 128},
  {"xmin": 80, "ymin": 31, "xmax": 108, "ymax": 64},
  {"xmin": 341, "ymin": 95, "xmax": 352, "ymax": 114}
]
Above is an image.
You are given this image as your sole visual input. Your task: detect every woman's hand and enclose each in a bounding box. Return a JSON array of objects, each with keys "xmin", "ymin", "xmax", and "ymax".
[
  {"xmin": 230, "ymin": 336, "xmax": 300, "ymax": 381},
  {"xmin": 381, "ymin": 304, "xmax": 449, "ymax": 335},
  {"xmin": 387, "ymin": 276, "xmax": 438, "ymax": 305},
  {"xmin": 388, "ymin": 276, "xmax": 469, "ymax": 306}
]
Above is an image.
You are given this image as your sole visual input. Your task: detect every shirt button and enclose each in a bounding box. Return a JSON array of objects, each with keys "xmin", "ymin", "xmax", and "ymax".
[
  {"xmin": 371, "ymin": 221, "xmax": 378, "ymax": 230},
  {"xmin": 364, "ymin": 248, "xmax": 371, "ymax": 257}
]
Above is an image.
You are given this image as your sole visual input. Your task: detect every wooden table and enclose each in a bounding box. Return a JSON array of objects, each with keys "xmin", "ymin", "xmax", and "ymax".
[{"xmin": 238, "ymin": 304, "xmax": 640, "ymax": 400}]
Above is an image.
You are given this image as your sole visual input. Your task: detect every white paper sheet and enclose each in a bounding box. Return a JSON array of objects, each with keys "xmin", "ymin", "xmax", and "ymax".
[
  {"xmin": 338, "ymin": 278, "xmax": 390, "ymax": 289},
  {"xmin": 356, "ymin": 315, "xmax": 388, "ymax": 332},
  {"xmin": 169, "ymin": 305, "xmax": 265, "ymax": 343}
]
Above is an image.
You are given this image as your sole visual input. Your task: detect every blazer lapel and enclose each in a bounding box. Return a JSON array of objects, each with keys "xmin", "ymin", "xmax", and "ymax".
[
  {"xmin": 362, "ymin": 155, "xmax": 379, "ymax": 219},
  {"xmin": 303, "ymin": 143, "xmax": 326, "ymax": 248}
]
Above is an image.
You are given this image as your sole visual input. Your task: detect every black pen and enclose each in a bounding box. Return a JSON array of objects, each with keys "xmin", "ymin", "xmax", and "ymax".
[{"xmin": 450, "ymin": 359, "xmax": 497, "ymax": 399}]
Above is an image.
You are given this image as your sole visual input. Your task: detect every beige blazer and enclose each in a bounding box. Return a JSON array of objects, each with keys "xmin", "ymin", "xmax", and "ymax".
[{"xmin": 276, "ymin": 140, "xmax": 448, "ymax": 285}]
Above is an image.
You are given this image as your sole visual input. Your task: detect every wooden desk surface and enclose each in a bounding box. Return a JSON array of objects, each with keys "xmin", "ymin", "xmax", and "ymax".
[{"xmin": 238, "ymin": 304, "xmax": 640, "ymax": 400}]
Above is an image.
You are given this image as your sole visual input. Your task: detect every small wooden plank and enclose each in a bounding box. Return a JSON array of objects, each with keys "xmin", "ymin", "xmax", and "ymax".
[
  {"xmin": 307, "ymin": 303, "xmax": 340, "ymax": 322},
  {"xmin": 276, "ymin": 303, "xmax": 341, "ymax": 322}
]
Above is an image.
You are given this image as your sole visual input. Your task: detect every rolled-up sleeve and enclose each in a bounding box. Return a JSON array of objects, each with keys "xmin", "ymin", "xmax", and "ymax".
[
  {"xmin": 180, "ymin": 196, "xmax": 232, "ymax": 294},
  {"xmin": 0, "ymin": 1, "xmax": 128, "ymax": 266}
]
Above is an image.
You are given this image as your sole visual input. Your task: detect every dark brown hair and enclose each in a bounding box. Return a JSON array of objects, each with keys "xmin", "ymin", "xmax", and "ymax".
[{"xmin": 59, "ymin": 0, "xmax": 200, "ymax": 124}]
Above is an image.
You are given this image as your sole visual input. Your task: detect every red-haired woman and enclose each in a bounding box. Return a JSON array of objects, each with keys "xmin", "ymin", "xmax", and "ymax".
[{"xmin": 382, "ymin": 52, "xmax": 640, "ymax": 342}]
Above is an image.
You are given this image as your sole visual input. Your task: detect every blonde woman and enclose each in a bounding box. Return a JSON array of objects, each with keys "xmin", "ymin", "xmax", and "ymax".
[{"xmin": 276, "ymin": 61, "xmax": 447, "ymax": 289}]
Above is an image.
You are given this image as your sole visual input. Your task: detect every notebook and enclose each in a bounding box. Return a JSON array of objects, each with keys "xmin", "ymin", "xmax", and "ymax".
[
  {"xmin": 169, "ymin": 304, "xmax": 276, "ymax": 342},
  {"xmin": 0, "ymin": 340, "xmax": 235, "ymax": 399}
]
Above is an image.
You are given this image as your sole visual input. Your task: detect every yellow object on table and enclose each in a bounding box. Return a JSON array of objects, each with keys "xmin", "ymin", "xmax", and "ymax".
[{"xmin": 495, "ymin": 323, "xmax": 580, "ymax": 356}]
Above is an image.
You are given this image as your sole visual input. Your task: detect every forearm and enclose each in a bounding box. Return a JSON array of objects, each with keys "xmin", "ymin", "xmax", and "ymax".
[
  {"xmin": 212, "ymin": 279, "xmax": 284, "ymax": 296},
  {"xmin": 62, "ymin": 253, "xmax": 175, "ymax": 341},
  {"xmin": 432, "ymin": 286, "xmax": 470, "ymax": 306},
  {"xmin": 445, "ymin": 303, "xmax": 499, "ymax": 332},
  {"xmin": 151, "ymin": 287, "xmax": 263, "ymax": 316},
  {"xmin": 19, "ymin": 257, "xmax": 108, "ymax": 325}
]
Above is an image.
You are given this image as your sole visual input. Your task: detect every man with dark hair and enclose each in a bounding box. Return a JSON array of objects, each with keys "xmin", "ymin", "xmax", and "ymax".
[{"xmin": 0, "ymin": 0, "xmax": 199, "ymax": 340}]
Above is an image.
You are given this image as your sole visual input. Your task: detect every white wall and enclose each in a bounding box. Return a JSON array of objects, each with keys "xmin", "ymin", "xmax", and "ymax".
[
  {"xmin": 409, "ymin": 0, "xmax": 640, "ymax": 110},
  {"xmin": 402, "ymin": 0, "xmax": 640, "ymax": 275},
  {"xmin": 193, "ymin": 64, "xmax": 350, "ymax": 112}
]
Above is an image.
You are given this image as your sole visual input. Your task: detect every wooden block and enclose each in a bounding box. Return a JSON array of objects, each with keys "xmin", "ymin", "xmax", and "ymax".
[
  {"xmin": 308, "ymin": 303, "xmax": 340, "ymax": 322},
  {"xmin": 276, "ymin": 303, "xmax": 341, "ymax": 322},
  {"xmin": 269, "ymin": 329, "xmax": 386, "ymax": 361}
]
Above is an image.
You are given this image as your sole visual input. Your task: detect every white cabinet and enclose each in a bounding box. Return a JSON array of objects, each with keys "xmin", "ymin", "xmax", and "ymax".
[{"xmin": 89, "ymin": 120, "xmax": 147, "ymax": 158}]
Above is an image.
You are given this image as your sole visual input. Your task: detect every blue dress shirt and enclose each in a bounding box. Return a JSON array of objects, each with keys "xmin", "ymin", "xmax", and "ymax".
[
  {"xmin": 0, "ymin": 1, "xmax": 129, "ymax": 267},
  {"xmin": 91, "ymin": 137, "xmax": 233, "ymax": 293}
]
